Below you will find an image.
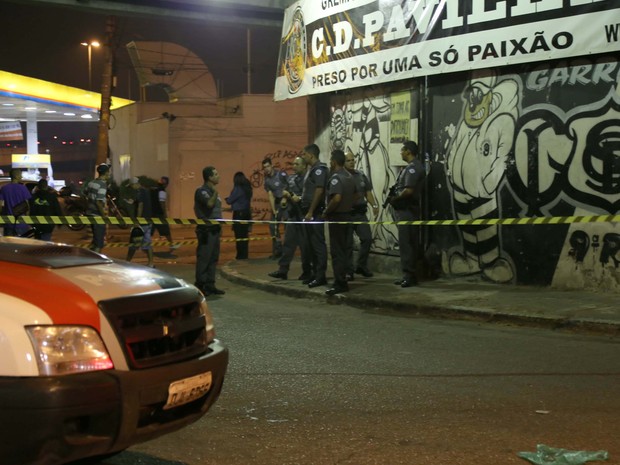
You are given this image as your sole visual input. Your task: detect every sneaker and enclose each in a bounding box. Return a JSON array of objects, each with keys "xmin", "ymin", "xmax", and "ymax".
[{"xmin": 169, "ymin": 243, "xmax": 180, "ymax": 250}]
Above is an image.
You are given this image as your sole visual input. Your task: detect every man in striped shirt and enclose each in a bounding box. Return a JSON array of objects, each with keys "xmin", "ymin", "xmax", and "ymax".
[{"xmin": 84, "ymin": 164, "xmax": 111, "ymax": 252}]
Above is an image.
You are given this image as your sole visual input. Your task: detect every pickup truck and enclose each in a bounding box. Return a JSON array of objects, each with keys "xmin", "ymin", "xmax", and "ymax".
[{"xmin": 0, "ymin": 236, "xmax": 229, "ymax": 464}]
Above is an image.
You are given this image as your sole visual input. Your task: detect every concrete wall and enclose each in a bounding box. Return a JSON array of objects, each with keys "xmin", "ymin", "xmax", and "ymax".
[{"xmin": 109, "ymin": 94, "xmax": 308, "ymax": 222}]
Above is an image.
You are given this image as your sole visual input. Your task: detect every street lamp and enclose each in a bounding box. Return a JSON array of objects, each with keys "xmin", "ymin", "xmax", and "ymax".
[{"xmin": 81, "ymin": 40, "xmax": 100, "ymax": 90}]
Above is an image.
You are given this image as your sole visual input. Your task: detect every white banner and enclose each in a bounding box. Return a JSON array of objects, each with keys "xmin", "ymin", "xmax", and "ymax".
[{"xmin": 274, "ymin": 0, "xmax": 620, "ymax": 101}]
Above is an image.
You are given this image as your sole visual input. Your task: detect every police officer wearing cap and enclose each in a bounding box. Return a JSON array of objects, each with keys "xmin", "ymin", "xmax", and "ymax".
[{"xmin": 389, "ymin": 140, "xmax": 426, "ymax": 287}]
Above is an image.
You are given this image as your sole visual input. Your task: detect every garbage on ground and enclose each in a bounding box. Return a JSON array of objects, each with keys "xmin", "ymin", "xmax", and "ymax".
[{"xmin": 518, "ymin": 444, "xmax": 609, "ymax": 465}]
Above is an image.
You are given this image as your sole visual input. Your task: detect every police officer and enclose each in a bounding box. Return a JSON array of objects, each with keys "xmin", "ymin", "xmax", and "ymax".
[
  {"xmin": 301, "ymin": 143, "xmax": 329, "ymax": 288},
  {"xmin": 262, "ymin": 157, "xmax": 288, "ymax": 259},
  {"xmin": 322, "ymin": 149, "xmax": 356, "ymax": 296},
  {"xmin": 194, "ymin": 166, "xmax": 225, "ymax": 296},
  {"xmin": 389, "ymin": 140, "xmax": 426, "ymax": 287},
  {"xmin": 345, "ymin": 151, "xmax": 379, "ymax": 279},
  {"xmin": 267, "ymin": 156, "xmax": 312, "ymax": 280}
]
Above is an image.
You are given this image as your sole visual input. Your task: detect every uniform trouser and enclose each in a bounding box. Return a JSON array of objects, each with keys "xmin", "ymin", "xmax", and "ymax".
[
  {"xmin": 394, "ymin": 209, "xmax": 419, "ymax": 280},
  {"xmin": 278, "ymin": 220, "xmax": 311, "ymax": 274},
  {"xmin": 303, "ymin": 220, "xmax": 327, "ymax": 281},
  {"xmin": 269, "ymin": 208, "xmax": 283, "ymax": 256},
  {"xmin": 329, "ymin": 215, "xmax": 353, "ymax": 287},
  {"xmin": 195, "ymin": 227, "xmax": 221, "ymax": 289},
  {"xmin": 347, "ymin": 212, "xmax": 372, "ymax": 273}
]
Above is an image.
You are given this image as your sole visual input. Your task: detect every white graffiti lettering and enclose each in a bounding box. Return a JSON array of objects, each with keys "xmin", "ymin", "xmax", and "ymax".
[{"xmin": 526, "ymin": 61, "xmax": 620, "ymax": 90}]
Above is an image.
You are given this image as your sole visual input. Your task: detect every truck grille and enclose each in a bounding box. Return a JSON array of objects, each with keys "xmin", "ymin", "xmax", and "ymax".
[{"xmin": 99, "ymin": 287, "xmax": 208, "ymax": 369}]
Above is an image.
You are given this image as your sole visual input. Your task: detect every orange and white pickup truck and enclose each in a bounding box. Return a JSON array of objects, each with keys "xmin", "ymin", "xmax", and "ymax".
[{"xmin": 0, "ymin": 236, "xmax": 228, "ymax": 465}]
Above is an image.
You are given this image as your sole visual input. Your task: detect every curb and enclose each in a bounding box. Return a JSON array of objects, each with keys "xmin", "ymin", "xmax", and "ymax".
[{"xmin": 220, "ymin": 262, "xmax": 620, "ymax": 337}]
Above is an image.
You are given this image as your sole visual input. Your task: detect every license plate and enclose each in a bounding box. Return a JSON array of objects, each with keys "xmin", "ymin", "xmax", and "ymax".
[{"xmin": 163, "ymin": 372, "xmax": 212, "ymax": 410}]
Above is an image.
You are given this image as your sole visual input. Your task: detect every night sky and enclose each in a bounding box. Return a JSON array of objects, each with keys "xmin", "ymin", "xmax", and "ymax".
[
  {"xmin": 0, "ymin": 2, "xmax": 283, "ymax": 101},
  {"xmin": 1, "ymin": 2, "xmax": 284, "ymax": 142}
]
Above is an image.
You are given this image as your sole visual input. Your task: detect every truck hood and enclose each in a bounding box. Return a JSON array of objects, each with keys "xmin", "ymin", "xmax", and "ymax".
[{"xmin": 0, "ymin": 237, "xmax": 188, "ymax": 329}]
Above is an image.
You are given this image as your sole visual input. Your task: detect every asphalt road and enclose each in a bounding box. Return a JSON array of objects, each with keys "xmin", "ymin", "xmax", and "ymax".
[{"xmin": 92, "ymin": 268, "xmax": 619, "ymax": 465}]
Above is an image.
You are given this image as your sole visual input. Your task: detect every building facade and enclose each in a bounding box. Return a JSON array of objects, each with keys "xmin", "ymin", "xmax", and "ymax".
[{"xmin": 275, "ymin": 0, "xmax": 620, "ymax": 290}]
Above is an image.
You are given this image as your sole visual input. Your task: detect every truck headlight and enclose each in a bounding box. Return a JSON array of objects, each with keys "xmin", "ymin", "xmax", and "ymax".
[{"xmin": 26, "ymin": 326, "xmax": 114, "ymax": 376}]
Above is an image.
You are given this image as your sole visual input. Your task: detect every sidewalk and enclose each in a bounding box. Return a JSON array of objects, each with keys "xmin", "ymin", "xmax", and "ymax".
[
  {"xmin": 96, "ymin": 226, "xmax": 619, "ymax": 336},
  {"xmin": 219, "ymin": 257, "xmax": 620, "ymax": 336}
]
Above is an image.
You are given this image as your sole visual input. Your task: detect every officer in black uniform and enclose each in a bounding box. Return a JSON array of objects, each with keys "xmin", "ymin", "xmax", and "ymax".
[
  {"xmin": 345, "ymin": 151, "xmax": 379, "ymax": 279},
  {"xmin": 194, "ymin": 166, "xmax": 225, "ymax": 296},
  {"xmin": 301, "ymin": 143, "xmax": 329, "ymax": 288},
  {"xmin": 322, "ymin": 149, "xmax": 356, "ymax": 296},
  {"xmin": 262, "ymin": 157, "xmax": 288, "ymax": 259},
  {"xmin": 389, "ymin": 140, "xmax": 426, "ymax": 287},
  {"xmin": 267, "ymin": 156, "xmax": 311, "ymax": 280}
]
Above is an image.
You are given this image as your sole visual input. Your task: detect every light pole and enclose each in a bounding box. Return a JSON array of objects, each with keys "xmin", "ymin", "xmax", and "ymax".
[{"xmin": 81, "ymin": 40, "xmax": 100, "ymax": 90}]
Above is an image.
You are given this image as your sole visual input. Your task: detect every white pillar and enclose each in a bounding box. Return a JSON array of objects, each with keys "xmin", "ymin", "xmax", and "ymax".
[{"xmin": 26, "ymin": 109, "xmax": 38, "ymax": 154}]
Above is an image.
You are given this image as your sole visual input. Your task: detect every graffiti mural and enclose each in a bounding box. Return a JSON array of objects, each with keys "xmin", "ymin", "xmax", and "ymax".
[
  {"xmin": 443, "ymin": 70, "xmax": 520, "ymax": 283},
  {"xmin": 327, "ymin": 94, "xmax": 399, "ymax": 252},
  {"xmin": 430, "ymin": 56, "xmax": 620, "ymax": 289},
  {"xmin": 314, "ymin": 55, "xmax": 619, "ymax": 289}
]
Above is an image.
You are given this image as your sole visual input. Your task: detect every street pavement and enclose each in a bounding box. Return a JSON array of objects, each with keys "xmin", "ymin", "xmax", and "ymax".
[
  {"xmin": 220, "ymin": 257, "xmax": 620, "ymax": 336},
  {"xmin": 95, "ymin": 224, "xmax": 620, "ymax": 337}
]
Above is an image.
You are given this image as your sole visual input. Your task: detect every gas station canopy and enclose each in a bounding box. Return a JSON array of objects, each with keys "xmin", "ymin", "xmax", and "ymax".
[{"xmin": 0, "ymin": 70, "xmax": 133, "ymax": 123}]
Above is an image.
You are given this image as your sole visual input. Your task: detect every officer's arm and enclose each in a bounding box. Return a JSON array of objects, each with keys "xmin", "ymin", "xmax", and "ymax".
[
  {"xmin": 395, "ymin": 187, "xmax": 415, "ymax": 201},
  {"xmin": 366, "ymin": 190, "xmax": 379, "ymax": 216},
  {"xmin": 323, "ymin": 193, "xmax": 341, "ymax": 217},
  {"xmin": 268, "ymin": 191, "xmax": 277, "ymax": 214}
]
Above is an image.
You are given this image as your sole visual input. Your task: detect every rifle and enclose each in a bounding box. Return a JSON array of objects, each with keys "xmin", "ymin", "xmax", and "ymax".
[{"xmin": 382, "ymin": 184, "xmax": 398, "ymax": 209}]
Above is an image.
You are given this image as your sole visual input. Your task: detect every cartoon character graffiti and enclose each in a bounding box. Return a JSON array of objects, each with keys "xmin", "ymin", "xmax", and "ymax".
[
  {"xmin": 329, "ymin": 97, "xmax": 398, "ymax": 251},
  {"xmin": 444, "ymin": 71, "xmax": 520, "ymax": 283}
]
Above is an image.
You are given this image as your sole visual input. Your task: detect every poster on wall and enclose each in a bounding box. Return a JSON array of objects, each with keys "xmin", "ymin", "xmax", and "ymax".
[
  {"xmin": 388, "ymin": 89, "xmax": 417, "ymax": 165},
  {"xmin": 274, "ymin": 0, "xmax": 619, "ymax": 101}
]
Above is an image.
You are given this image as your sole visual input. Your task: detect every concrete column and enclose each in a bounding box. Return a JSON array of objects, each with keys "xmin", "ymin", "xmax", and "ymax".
[{"xmin": 26, "ymin": 109, "xmax": 38, "ymax": 154}]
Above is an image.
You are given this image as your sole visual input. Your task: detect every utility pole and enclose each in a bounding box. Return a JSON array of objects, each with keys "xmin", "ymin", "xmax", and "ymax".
[{"xmin": 96, "ymin": 16, "xmax": 117, "ymax": 166}]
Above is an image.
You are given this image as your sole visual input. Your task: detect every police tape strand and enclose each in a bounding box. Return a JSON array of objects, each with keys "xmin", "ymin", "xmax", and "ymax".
[
  {"xmin": 90, "ymin": 237, "xmax": 267, "ymax": 248},
  {"xmin": 1, "ymin": 214, "xmax": 619, "ymax": 227}
]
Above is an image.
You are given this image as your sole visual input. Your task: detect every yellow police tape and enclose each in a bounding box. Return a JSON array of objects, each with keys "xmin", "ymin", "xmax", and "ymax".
[
  {"xmin": 1, "ymin": 214, "xmax": 619, "ymax": 227},
  {"xmin": 3, "ymin": 214, "xmax": 618, "ymax": 249},
  {"xmin": 99, "ymin": 237, "xmax": 265, "ymax": 248}
]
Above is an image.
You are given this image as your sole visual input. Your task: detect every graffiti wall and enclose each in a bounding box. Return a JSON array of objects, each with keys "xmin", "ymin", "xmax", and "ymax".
[
  {"xmin": 322, "ymin": 88, "xmax": 419, "ymax": 253},
  {"xmin": 429, "ymin": 55, "xmax": 620, "ymax": 289},
  {"xmin": 318, "ymin": 54, "xmax": 619, "ymax": 290}
]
